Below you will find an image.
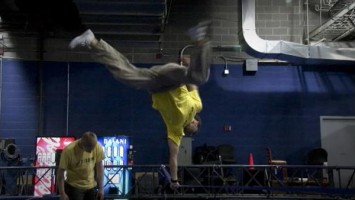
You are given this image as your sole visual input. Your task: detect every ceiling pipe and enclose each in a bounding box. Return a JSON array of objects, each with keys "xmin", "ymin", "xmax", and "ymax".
[
  {"xmin": 241, "ymin": 0, "xmax": 355, "ymax": 65},
  {"xmin": 179, "ymin": 44, "xmax": 194, "ymax": 65}
]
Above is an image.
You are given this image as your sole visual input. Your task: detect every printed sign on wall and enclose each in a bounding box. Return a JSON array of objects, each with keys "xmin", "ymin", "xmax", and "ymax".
[{"xmin": 34, "ymin": 136, "xmax": 75, "ymax": 196}]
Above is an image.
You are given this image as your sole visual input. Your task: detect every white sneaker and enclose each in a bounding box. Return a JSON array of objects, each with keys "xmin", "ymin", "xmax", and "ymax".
[
  {"xmin": 69, "ymin": 29, "xmax": 95, "ymax": 49},
  {"xmin": 187, "ymin": 21, "xmax": 211, "ymax": 41}
]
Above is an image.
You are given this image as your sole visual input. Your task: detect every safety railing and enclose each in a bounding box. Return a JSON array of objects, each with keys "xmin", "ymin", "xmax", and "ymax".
[{"xmin": 1, "ymin": 165, "xmax": 355, "ymax": 199}]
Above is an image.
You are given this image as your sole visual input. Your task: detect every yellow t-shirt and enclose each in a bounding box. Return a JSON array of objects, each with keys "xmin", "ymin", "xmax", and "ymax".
[
  {"xmin": 152, "ymin": 85, "xmax": 202, "ymax": 146},
  {"xmin": 58, "ymin": 140, "xmax": 105, "ymax": 189}
]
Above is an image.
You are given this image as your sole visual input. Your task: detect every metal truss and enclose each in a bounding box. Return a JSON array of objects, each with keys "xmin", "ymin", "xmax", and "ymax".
[
  {"xmin": 309, "ymin": 0, "xmax": 355, "ymax": 42},
  {"xmin": 1, "ymin": 164, "xmax": 355, "ymax": 199},
  {"xmin": 314, "ymin": 0, "xmax": 339, "ymax": 12}
]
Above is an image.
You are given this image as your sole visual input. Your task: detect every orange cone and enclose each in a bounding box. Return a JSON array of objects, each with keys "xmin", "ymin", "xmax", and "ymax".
[{"xmin": 248, "ymin": 153, "xmax": 255, "ymax": 170}]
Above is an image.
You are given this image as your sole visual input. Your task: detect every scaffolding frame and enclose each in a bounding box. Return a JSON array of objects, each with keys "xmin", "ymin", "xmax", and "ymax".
[{"xmin": 0, "ymin": 164, "xmax": 355, "ymax": 199}]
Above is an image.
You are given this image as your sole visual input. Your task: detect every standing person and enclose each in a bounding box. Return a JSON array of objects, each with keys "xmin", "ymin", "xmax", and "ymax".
[
  {"xmin": 57, "ymin": 131, "xmax": 105, "ymax": 200},
  {"xmin": 68, "ymin": 21, "xmax": 212, "ymax": 188}
]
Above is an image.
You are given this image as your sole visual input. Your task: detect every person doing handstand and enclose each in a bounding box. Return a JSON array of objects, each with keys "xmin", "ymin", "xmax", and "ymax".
[{"xmin": 68, "ymin": 21, "xmax": 212, "ymax": 188}]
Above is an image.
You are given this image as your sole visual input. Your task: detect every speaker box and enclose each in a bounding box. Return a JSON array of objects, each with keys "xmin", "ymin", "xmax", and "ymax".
[
  {"xmin": 135, "ymin": 172, "xmax": 159, "ymax": 194},
  {"xmin": 243, "ymin": 59, "xmax": 258, "ymax": 76}
]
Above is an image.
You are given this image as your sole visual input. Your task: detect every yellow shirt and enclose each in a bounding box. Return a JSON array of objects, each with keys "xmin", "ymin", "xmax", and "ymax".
[
  {"xmin": 152, "ymin": 85, "xmax": 202, "ymax": 146},
  {"xmin": 58, "ymin": 140, "xmax": 105, "ymax": 189}
]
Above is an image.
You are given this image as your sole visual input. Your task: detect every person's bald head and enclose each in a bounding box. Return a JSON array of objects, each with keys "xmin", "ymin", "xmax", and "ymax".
[{"xmin": 79, "ymin": 131, "xmax": 97, "ymax": 152}]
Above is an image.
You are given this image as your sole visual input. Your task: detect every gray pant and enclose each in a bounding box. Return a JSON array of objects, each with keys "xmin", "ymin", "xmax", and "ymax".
[
  {"xmin": 64, "ymin": 182, "xmax": 96, "ymax": 200},
  {"xmin": 91, "ymin": 39, "xmax": 212, "ymax": 92}
]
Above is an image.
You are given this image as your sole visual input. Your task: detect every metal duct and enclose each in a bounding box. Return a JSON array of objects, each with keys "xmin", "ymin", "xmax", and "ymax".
[{"xmin": 241, "ymin": 0, "xmax": 355, "ymax": 65}]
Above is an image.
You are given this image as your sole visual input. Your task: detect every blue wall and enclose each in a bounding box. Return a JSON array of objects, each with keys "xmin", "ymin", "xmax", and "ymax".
[
  {"xmin": 1, "ymin": 58, "xmax": 355, "ymax": 165},
  {"xmin": 0, "ymin": 59, "xmax": 40, "ymax": 158}
]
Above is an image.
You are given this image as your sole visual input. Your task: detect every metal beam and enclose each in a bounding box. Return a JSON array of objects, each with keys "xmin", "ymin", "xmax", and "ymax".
[{"xmin": 308, "ymin": 1, "xmax": 355, "ymax": 40}]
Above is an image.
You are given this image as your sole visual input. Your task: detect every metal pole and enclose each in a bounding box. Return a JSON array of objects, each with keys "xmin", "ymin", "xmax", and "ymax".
[
  {"xmin": 66, "ymin": 63, "xmax": 70, "ymax": 136},
  {"xmin": 0, "ymin": 57, "xmax": 2, "ymax": 126},
  {"xmin": 306, "ymin": 0, "xmax": 310, "ymax": 45}
]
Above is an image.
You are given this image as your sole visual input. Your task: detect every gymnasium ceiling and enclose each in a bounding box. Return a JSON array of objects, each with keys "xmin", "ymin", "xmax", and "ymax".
[
  {"xmin": 0, "ymin": 0, "xmax": 169, "ymax": 44},
  {"xmin": 0, "ymin": 0, "xmax": 354, "ymax": 44}
]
